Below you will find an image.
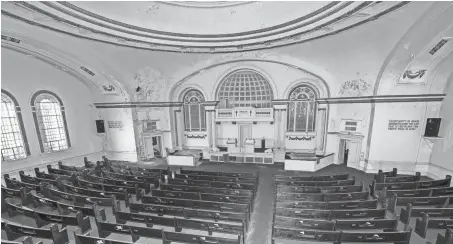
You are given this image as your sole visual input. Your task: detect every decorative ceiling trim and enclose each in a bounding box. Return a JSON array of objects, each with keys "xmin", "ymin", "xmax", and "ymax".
[
  {"xmin": 158, "ymin": 1, "xmax": 254, "ymax": 9},
  {"xmin": 54, "ymin": 1, "xmax": 342, "ymax": 38},
  {"xmin": 2, "ymin": 2, "xmax": 410, "ymax": 53}
]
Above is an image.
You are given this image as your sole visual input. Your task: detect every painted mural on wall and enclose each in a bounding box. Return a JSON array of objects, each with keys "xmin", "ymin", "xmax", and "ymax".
[
  {"xmin": 339, "ymin": 78, "xmax": 371, "ymax": 97},
  {"xmin": 133, "ymin": 67, "xmax": 170, "ymax": 102}
]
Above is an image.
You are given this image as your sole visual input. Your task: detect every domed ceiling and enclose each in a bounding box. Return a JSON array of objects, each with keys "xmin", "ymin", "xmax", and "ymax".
[{"xmin": 2, "ymin": 1, "xmax": 409, "ymax": 53}]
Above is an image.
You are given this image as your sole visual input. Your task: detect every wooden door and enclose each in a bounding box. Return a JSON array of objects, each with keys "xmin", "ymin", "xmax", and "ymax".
[
  {"xmin": 239, "ymin": 124, "xmax": 252, "ymax": 152},
  {"xmin": 347, "ymin": 141, "xmax": 360, "ymax": 167}
]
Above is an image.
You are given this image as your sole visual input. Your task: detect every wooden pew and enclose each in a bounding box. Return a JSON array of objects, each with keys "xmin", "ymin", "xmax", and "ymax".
[
  {"xmin": 151, "ymin": 189, "xmax": 252, "ymax": 204},
  {"xmin": 58, "ymin": 161, "xmax": 86, "ymax": 172},
  {"xmin": 180, "ymin": 168, "xmax": 257, "ymax": 178},
  {"xmin": 47, "ymin": 165, "xmax": 82, "ymax": 176},
  {"xmin": 173, "ymin": 173, "xmax": 256, "ymax": 184},
  {"xmin": 103, "ymin": 157, "xmax": 171, "ymax": 175},
  {"xmin": 58, "ymin": 178, "xmax": 130, "ymax": 201},
  {"xmin": 379, "ymin": 172, "xmax": 421, "ymax": 183},
  {"xmin": 168, "ymin": 178, "xmax": 256, "ymax": 191},
  {"xmin": 1, "ymin": 220, "xmax": 69, "ymax": 244},
  {"xmin": 27, "ymin": 190, "xmax": 97, "ymax": 216},
  {"xmin": 101, "ymin": 171, "xmax": 159, "ymax": 186},
  {"xmin": 75, "ymin": 178, "xmax": 138, "ymax": 194},
  {"xmin": 276, "ymin": 199, "xmax": 378, "ymax": 210},
  {"xmin": 371, "ymin": 175, "xmax": 452, "ymax": 191},
  {"xmin": 4, "ymin": 200, "xmax": 91, "ymax": 234},
  {"xmin": 276, "ymin": 183, "xmax": 364, "ymax": 194},
  {"xmin": 128, "ymin": 202, "xmax": 248, "ymax": 226},
  {"xmin": 34, "ymin": 168, "xmax": 59, "ymax": 180},
  {"xmin": 272, "ymin": 227, "xmax": 412, "ymax": 244},
  {"xmin": 160, "ymin": 184, "xmax": 254, "ymax": 198},
  {"xmin": 415, "ymin": 213, "xmax": 453, "ymax": 238},
  {"xmin": 274, "ymin": 173, "xmax": 349, "ymax": 181},
  {"xmin": 4, "ymin": 175, "xmax": 40, "ymax": 192},
  {"xmin": 276, "ymin": 190, "xmax": 370, "ymax": 202},
  {"xmin": 274, "ymin": 215, "xmax": 398, "ymax": 230},
  {"xmin": 275, "ymin": 207, "xmax": 387, "ymax": 219},
  {"xmin": 1, "ymin": 237, "xmax": 43, "ymax": 244},
  {"xmin": 139, "ymin": 195, "xmax": 250, "ymax": 215},
  {"xmin": 113, "ymin": 210, "xmax": 246, "ymax": 243},
  {"xmin": 19, "ymin": 171, "xmax": 57, "ymax": 185},
  {"xmin": 83, "ymin": 171, "xmax": 151, "ymax": 192},
  {"xmin": 374, "ymin": 168, "xmax": 398, "ymax": 182},
  {"xmin": 431, "ymin": 229, "xmax": 453, "ymax": 244},
  {"xmin": 400, "ymin": 203, "xmax": 453, "ymax": 225},
  {"xmin": 388, "ymin": 193, "xmax": 452, "ymax": 213},
  {"xmin": 2, "ymin": 187, "xmax": 33, "ymax": 206},
  {"xmin": 275, "ymin": 178, "xmax": 355, "ymax": 187},
  {"xmin": 377, "ymin": 186, "xmax": 453, "ymax": 203},
  {"xmin": 40, "ymin": 183, "xmax": 115, "ymax": 206}
]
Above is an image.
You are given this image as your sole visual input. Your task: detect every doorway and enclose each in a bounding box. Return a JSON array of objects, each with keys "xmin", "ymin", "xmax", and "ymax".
[
  {"xmin": 338, "ymin": 139, "xmax": 360, "ymax": 166},
  {"xmin": 144, "ymin": 135, "xmax": 163, "ymax": 160},
  {"xmin": 238, "ymin": 124, "xmax": 252, "ymax": 152}
]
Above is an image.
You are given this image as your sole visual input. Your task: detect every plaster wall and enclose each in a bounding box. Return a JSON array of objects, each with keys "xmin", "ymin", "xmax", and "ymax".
[{"xmin": 1, "ymin": 47, "xmax": 103, "ymax": 174}]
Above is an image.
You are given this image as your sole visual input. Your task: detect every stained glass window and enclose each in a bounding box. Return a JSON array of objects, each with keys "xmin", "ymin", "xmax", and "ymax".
[
  {"xmin": 217, "ymin": 69, "xmax": 273, "ymax": 108},
  {"xmin": 1, "ymin": 92, "xmax": 27, "ymax": 161},
  {"xmin": 32, "ymin": 92, "xmax": 70, "ymax": 153},
  {"xmin": 183, "ymin": 89, "xmax": 206, "ymax": 131},
  {"xmin": 287, "ymin": 85, "xmax": 317, "ymax": 132}
]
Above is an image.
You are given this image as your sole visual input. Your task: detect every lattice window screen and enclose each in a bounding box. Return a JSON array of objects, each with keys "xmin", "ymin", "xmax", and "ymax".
[{"xmin": 1, "ymin": 93, "xmax": 26, "ymax": 161}]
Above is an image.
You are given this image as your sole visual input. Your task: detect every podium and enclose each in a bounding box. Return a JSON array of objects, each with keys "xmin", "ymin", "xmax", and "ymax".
[
  {"xmin": 244, "ymin": 139, "xmax": 255, "ymax": 153},
  {"xmin": 227, "ymin": 138, "xmax": 240, "ymax": 153}
]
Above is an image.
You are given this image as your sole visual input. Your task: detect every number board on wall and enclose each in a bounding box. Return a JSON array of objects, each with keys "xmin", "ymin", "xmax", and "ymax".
[
  {"xmin": 388, "ymin": 120, "xmax": 420, "ymax": 131},
  {"xmin": 108, "ymin": 121, "xmax": 123, "ymax": 129}
]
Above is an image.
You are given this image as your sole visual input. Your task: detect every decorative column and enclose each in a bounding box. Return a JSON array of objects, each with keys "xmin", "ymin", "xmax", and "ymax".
[
  {"xmin": 204, "ymin": 103, "xmax": 218, "ymax": 150},
  {"xmin": 273, "ymin": 103, "xmax": 288, "ymax": 150},
  {"xmin": 316, "ymin": 108, "xmax": 327, "ymax": 154}
]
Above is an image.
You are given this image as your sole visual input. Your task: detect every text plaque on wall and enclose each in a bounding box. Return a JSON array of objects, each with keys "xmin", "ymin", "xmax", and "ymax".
[
  {"xmin": 388, "ymin": 120, "xmax": 420, "ymax": 131},
  {"xmin": 108, "ymin": 120, "xmax": 123, "ymax": 129}
]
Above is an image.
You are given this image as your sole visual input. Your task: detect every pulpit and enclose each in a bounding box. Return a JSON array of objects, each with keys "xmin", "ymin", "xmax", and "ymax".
[{"xmin": 244, "ymin": 138, "xmax": 255, "ymax": 153}]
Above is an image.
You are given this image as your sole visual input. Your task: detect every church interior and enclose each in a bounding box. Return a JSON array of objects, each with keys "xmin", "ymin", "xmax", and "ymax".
[{"xmin": 1, "ymin": 1, "xmax": 453, "ymax": 244}]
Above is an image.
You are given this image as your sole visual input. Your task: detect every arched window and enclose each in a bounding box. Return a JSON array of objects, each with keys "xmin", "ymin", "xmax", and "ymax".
[
  {"xmin": 217, "ymin": 69, "xmax": 273, "ymax": 108},
  {"xmin": 1, "ymin": 90, "xmax": 29, "ymax": 161},
  {"xmin": 31, "ymin": 91, "xmax": 71, "ymax": 153},
  {"xmin": 183, "ymin": 89, "xmax": 206, "ymax": 132},
  {"xmin": 287, "ymin": 85, "xmax": 317, "ymax": 132}
]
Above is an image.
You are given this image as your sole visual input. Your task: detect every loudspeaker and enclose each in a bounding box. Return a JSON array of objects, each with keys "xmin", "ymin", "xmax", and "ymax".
[
  {"xmin": 424, "ymin": 118, "xmax": 441, "ymax": 137},
  {"xmin": 96, "ymin": 120, "xmax": 105, "ymax": 133}
]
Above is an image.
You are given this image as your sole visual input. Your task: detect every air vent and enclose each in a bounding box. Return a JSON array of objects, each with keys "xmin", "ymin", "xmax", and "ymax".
[
  {"xmin": 1, "ymin": 35, "xmax": 20, "ymax": 44},
  {"xmin": 80, "ymin": 66, "xmax": 95, "ymax": 76},
  {"xmin": 429, "ymin": 37, "xmax": 451, "ymax": 55}
]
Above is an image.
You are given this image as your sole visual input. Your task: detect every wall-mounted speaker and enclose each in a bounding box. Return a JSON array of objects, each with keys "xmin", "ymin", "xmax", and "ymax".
[
  {"xmin": 96, "ymin": 120, "xmax": 105, "ymax": 133},
  {"xmin": 424, "ymin": 118, "xmax": 441, "ymax": 137}
]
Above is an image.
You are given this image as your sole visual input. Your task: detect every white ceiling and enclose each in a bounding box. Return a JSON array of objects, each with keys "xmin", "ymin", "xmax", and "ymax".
[{"xmin": 2, "ymin": 1, "xmax": 411, "ymax": 53}]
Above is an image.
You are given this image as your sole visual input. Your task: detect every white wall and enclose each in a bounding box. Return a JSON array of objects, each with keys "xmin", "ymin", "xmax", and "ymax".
[
  {"xmin": 429, "ymin": 77, "xmax": 453, "ymax": 179},
  {"xmin": 1, "ymin": 48, "xmax": 103, "ymax": 175}
]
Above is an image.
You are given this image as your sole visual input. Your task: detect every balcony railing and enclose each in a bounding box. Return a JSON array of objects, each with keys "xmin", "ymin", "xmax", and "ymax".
[{"xmin": 215, "ymin": 107, "xmax": 273, "ymax": 122}]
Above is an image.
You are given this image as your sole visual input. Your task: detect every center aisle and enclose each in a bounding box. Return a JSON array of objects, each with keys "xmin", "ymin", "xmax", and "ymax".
[{"xmin": 247, "ymin": 167, "xmax": 275, "ymax": 244}]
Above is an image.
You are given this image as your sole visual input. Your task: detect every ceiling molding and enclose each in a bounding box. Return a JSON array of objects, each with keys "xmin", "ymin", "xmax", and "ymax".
[{"xmin": 2, "ymin": 1, "xmax": 410, "ymax": 53}]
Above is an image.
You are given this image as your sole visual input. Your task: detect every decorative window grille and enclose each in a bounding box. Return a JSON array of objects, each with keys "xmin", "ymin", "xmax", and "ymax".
[
  {"xmin": 217, "ymin": 69, "xmax": 273, "ymax": 108},
  {"xmin": 340, "ymin": 120, "xmax": 360, "ymax": 133},
  {"xmin": 1, "ymin": 91, "xmax": 28, "ymax": 161},
  {"xmin": 287, "ymin": 85, "xmax": 317, "ymax": 132},
  {"xmin": 183, "ymin": 90, "xmax": 206, "ymax": 132},
  {"xmin": 31, "ymin": 91, "xmax": 71, "ymax": 153}
]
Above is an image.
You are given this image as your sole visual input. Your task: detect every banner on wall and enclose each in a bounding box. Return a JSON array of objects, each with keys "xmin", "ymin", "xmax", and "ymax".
[{"xmin": 388, "ymin": 119, "xmax": 419, "ymax": 131}]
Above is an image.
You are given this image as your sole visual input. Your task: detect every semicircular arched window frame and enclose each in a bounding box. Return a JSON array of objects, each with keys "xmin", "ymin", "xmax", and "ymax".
[
  {"xmin": 1, "ymin": 90, "xmax": 30, "ymax": 161},
  {"xmin": 217, "ymin": 69, "xmax": 274, "ymax": 108},
  {"xmin": 182, "ymin": 89, "xmax": 206, "ymax": 132},
  {"xmin": 31, "ymin": 91, "xmax": 71, "ymax": 153},
  {"xmin": 287, "ymin": 85, "xmax": 318, "ymax": 132}
]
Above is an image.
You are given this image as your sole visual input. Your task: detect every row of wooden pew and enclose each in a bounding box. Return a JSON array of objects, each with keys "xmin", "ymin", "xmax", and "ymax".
[
  {"xmin": 1, "ymin": 157, "xmax": 260, "ymax": 244},
  {"xmin": 370, "ymin": 168, "xmax": 453, "ymax": 244},
  {"xmin": 271, "ymin": 171, "xmax": 413, "ymax": 244}
]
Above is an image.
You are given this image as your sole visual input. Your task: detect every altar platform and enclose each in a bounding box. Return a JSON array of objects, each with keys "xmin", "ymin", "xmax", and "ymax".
[{"xmin": 284, "ymin": 152, "xmax": 335, "ymax": 172}]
